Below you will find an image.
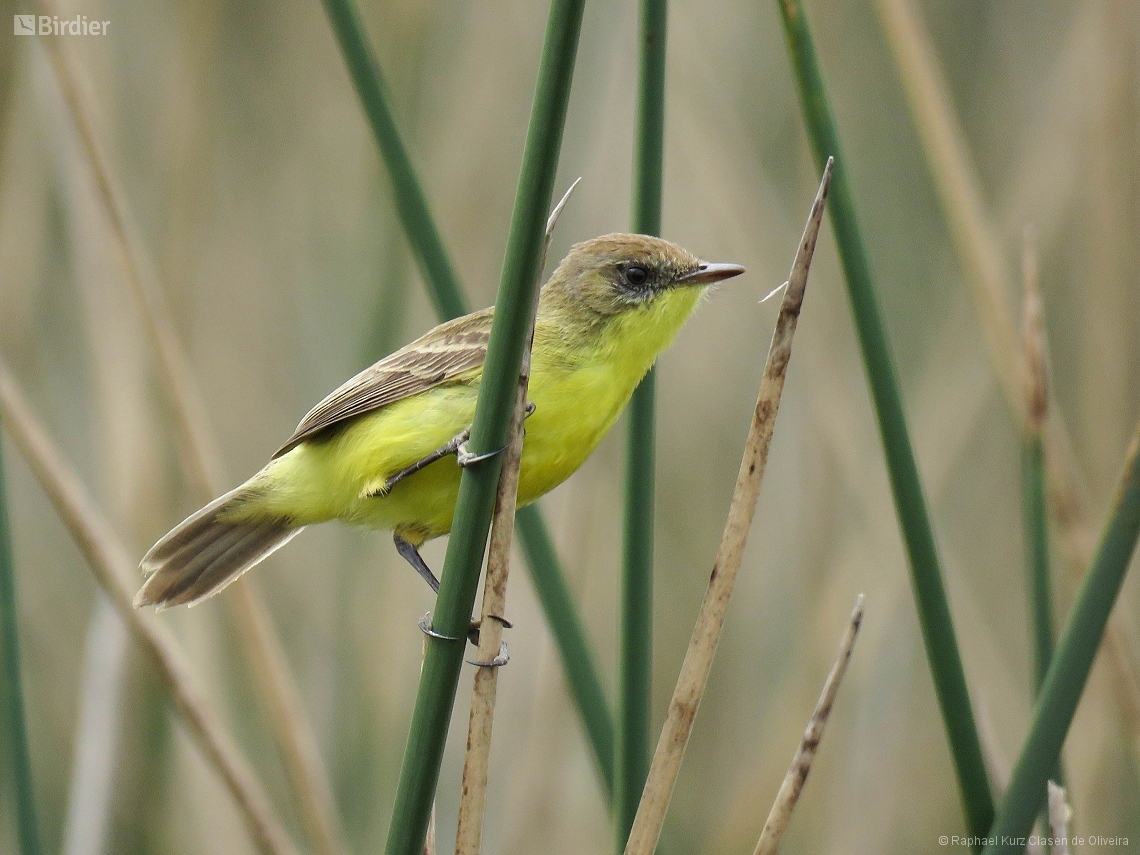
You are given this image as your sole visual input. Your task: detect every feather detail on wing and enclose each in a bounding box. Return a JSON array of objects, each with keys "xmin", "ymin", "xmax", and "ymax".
[{"xmin": 272, "ymin": 308, "xmax": 492, "ymax": 457}]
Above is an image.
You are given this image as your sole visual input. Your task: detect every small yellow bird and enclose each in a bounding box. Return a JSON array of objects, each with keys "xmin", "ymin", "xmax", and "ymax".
[{"xmin": 135, "ymin": 234, "xmax": 744, "ymax": 609}]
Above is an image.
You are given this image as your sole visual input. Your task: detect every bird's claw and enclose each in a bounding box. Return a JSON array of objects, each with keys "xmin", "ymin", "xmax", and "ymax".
[
  {"xmin": 466, "ymin": 614, "xmax": 512, "ymax": 665},
  {"xmin": 456, "ymin": 441, "xmax": 506, "ymax": 467},
  {"xmin": 467, "ymin": 641, "xmax": 510, "ymax": 667},
  {"xmin": 418, "ymin": 612, "xmax": 462, "ymax": 642}
]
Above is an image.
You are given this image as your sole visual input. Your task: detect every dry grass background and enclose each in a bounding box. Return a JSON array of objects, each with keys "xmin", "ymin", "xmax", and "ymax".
[{"xmin": 0, "ymin": 0, "xmax": 1138, "ymax": 853}]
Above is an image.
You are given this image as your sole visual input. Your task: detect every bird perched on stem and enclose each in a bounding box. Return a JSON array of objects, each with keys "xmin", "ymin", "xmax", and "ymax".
[{"xmin": 135, "ymin": 234, "xmax": 744, "ymax": 609}]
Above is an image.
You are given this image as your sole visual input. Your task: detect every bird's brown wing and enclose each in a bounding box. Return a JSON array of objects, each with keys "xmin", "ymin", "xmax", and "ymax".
[{"xmin": 272, "ymin": 308, "xmax": 492, "ymax": 458}]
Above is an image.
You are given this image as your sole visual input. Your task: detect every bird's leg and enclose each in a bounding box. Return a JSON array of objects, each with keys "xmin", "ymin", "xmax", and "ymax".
[
  {"xmin": 373, "ymin": 428, "xmax": 471, "ymax": 496},
  {"xmin": 395, "ymin": 534, "xmax": 485, "ymax": 646},
  {"xmin": 394, "ymin": 533, "xmax": 440, "ymax": 593},
  {"xmin": 374, "ymin": 405, "xmax": 536, "ymax": 497}
]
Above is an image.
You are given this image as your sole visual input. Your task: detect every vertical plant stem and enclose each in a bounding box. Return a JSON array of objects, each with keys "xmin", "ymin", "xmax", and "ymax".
[
  {"xmin": 624, "ymin": 162, "xmax": 831, "ymax": 855},
  {"xmin": 321, "ymin": 0, "xmax": 615, "ymax": 790},
  {"xmin": 875, "ymin": 0, "xmax": 1140, "ymax": 762},
  {"xmin": 0, "ymin": 440, "xmax": 41, "ymax": 855},
  {"xmin": 619, "ymin": 377, "xmax": 654, "ymax": 831},
  {"xmin": 983, "ymin": 424, "xmax": 1140, "ymax": 854},
  {"xmin": 454, "ymin": 183, "xmax": 577, "ymax": 855},
  {"xmin": 871, "ymin": 0, "xmax": 1023, "ymax": 410},
  {"xmin": 320, "ymin": 0, "xmax": 466, "ymax": 321},
  {"xmin": 776, "ymin": 0, "xmax": 994, "ymax": 841},
  {"xmin": 1021, "ymin": 235, "xmax": 1054, "ymax": 695},
  {"xmin": 60, "ymin": 595, "xmax": 128, "ymax": 855},
  {"xmin": 632, "ymin": 0, "xmax": 666, "ymax": 239},
  {"xmin": 1023, "ymin": 433, "xmax": 1051, "ymax": 690},
  {"xmin": 618, "ymin": 0, "xmax": 667, "ymax": 845},
  {"xmin": 382, "ymin": 3, "xmax": 585, "ymax": 852},
  {"xmin": 1046, "ymin": 782, "xmax": 1072, "ymax": 855}
]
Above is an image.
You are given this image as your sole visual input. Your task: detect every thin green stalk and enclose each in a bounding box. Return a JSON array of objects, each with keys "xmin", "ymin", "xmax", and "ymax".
[
  {"xmin": 1022, "ymin": 244, "xmax": 1053, "ymax": 697},
  {"xmin": 618, "ymin": 0, "xmax": 667, "ymax": 845},
  {"xmin": 984, "ymin": 424, "xmax": 1140, "ymax": 854},
  {"xmin": 1023, "ymin": 433, "xmax": 1053, "ymax": 694},
  {"xmin": 321, "ymin": 0, "xmax": 466, "ymax": 321},
  {"xmin": 321, "ymin": 0, "xmax": 615, "ymax": 794},
  {"xmin": 776, "ymin": 0, "xmax": 994, "ymax": 841},
  {"xmin": 382, "ymin": 2, "xmax": 585, "ymax": 853},
  {"xmin": 631, "ymin": 0, "xmax": 666, "ymax": 239},
  {"xmin": 619, "ymin": 379, "xmax": 654, "ymax": 840},
  {"xmin": 0, "ymin": 440, "xmax": 42, "ymax": 855}
]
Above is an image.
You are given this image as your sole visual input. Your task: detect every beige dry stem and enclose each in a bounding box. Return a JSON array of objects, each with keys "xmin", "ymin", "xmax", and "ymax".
[
  {"xmin": 0, "ymin": 362, "xmax": 299, "ymax": 855},
  {"xmin": 752, "ymin": 595, "xmax": 864, "ymax": 855},
  {"xmin": 873, "ymin": 0, "xmax": 1140, "ymax": 753},
  {"xmin": 1021, "ymin": 229, "xmax": 1047, "ymax": 435},
  {"xmin": 31, "ymin": 6, "xmax": 347, "ymax": 853},
  {"xmin": 453, "ymin": 180, "xmax": 578, "ymax": 855},
  {"xmin": 622, "ymin": 159, "xmax": 833, "ymax": 855},
  {"xmin": 1047, "ymin": 781, "xmax": 1072, "ymax": 855}
]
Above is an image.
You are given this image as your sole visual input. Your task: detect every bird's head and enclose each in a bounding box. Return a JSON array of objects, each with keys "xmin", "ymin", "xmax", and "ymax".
[{"xmin": 541, "ymin": 233, "xmax": 745, "ymax": 319}]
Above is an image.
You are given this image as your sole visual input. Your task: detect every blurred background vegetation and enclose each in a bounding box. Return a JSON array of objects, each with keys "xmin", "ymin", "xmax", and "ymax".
[{"xmin": 1, "ymin": 0, "xmax": 1138, "ymax": 853}]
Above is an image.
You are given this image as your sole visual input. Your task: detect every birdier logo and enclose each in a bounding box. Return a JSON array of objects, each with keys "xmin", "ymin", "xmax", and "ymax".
[{"xmin": 13, "ymin": 14, "xmax": 109, "ymax": 35}]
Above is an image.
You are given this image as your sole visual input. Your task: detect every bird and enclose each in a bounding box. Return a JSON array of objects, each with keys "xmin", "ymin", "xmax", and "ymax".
[{"xmin": 134, "ymin": 233, "xmax": 745, "ymax": 610}]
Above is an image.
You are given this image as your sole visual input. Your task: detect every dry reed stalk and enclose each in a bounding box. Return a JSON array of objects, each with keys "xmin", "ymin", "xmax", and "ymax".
[
  {"xmin": 752, "ymin": 595, "xmax": 863, "ymax": 855},
  {"xmin": 1046, "ymin": 781, "xmax": 1072, "ymax": 855},
  {"xmin": 873, "ymin": 0, "xmax": 1140, "ymax": 750},
  {"xmin": 29, "ymin": 7, "xmax": 347, "ymax": 853},
  {"xmin": 1021, "ymin": 231, "xmax": 1046, "ymax": 438},
  {"xmin": 872, "ymin": 0, "xmax": 1023, "ymax": 408},
  {"xmin": 453, "ymin": 180, "xmax": 578, "ymax": 855},
  {"xmin": 622, "ymin": 159, "xmax": 832, "ymax": 855},
  {"xmin": 0, "ymin": 361, "xmax": 300, "ymax": 855},
  {"xmin": 48, "ymin": 79, "xmax": 146, "ymax": 855}
]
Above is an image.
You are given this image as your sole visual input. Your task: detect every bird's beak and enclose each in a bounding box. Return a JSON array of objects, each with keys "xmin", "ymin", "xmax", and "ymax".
[{"xmin": 674, "ymin": 262, "xmax": 746, "ymax": 286}]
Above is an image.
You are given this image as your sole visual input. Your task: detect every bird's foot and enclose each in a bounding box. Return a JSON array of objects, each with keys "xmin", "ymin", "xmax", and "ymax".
[
  {"xmin": 455, "ymin": 440, "xmax": 506, "ymax": 467},
  {"xmin": 465, "ymin": 615, "xmax": 512, "ymax": 665}
]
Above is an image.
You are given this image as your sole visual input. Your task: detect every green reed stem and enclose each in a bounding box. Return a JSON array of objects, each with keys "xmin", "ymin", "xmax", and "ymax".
[
  {"xmin": 618, "ymin": 0, "xmax": 667, "ymax": 845},
  {"xmin": 0, "ymin": 440, "xmax": 42, "ymax": 855},
  {"xmin": 1022, "ymin": 431, "xmax": 1053, "ymax": 695},
  {"xmin": 382, "ymin": 1, "xmax": 585, "ymax": 852},
  {"xmin": 321, "ymin": 0, "xmax": 467, "ymax": 321},
  {"xmin": 984, "ymin": 425, "xmax": 1140, "ymax": 854},
  {"xmin": 776, "ymin": 0, "xmax": 994, "ymax": 842},
  {"xmin": 322, "ymin": 0, "xmax": 614, "ymax": 793}
]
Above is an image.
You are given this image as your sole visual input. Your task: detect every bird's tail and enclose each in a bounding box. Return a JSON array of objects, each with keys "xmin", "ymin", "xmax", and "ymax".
[{"xmin": 134, "ymin": 484, "xmax": 303, "ymax": 610}]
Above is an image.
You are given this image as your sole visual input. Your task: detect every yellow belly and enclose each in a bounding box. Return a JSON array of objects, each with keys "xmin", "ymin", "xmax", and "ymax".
[{"xmin": 248, "ymin": 357, "xmax": 637, "ymax": 544}]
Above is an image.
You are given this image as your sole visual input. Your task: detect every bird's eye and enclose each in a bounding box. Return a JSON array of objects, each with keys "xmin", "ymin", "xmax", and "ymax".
[{"xmin": 624, "ymin": 265, "xmax": 649, "ymax": 288}]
